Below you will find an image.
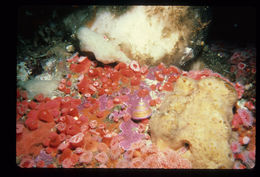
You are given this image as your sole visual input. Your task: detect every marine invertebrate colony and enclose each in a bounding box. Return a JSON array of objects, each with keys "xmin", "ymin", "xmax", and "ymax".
[
  {"xmin": 77, "ymin": 6, "xmax": 210, "ymax": 66},
  {"xmin": 149, "ymin": 76, "xmax": 238, "ymax": 168},
  {"xmin": 16, "ymin": 46, "xmax": 255, "ymax": 169},
  {"xmin": 16, "ymin": 5, "xmax": 256, "ymax": 169}
]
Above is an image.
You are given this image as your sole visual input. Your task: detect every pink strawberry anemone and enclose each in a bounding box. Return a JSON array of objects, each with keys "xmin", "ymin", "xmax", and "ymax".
[{"xmin": 16, "ymin": 48, "xmax": 255, "ymax": 169}]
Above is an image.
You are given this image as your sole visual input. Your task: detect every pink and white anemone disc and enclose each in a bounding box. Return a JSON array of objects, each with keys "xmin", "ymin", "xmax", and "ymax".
[
  {"xmin": 130, "ymin": 60, "xmax": 140, "ymax": 72},
  {"xmin": 237, "ymin": 108, "xmax": 254, "ymax": 128},
  {"xmin": 78, "ymin": 56, "xmax": 88, "ymax": 63},
  {"xmin": 237, "ymin": 62, "xmax": 246, "ymax": 70},
  {"xmin": 231, "ymin": 141, "xmax": 241, "ymax": 154},
  {"xmin": 251, "ymin": 67, "xmax": 256, "ymax": 74}
]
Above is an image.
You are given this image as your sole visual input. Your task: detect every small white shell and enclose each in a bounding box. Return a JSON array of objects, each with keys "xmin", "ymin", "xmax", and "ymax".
[{"xmin": 66, "ymin": 44, "xmax": 75, "ymax": 53}]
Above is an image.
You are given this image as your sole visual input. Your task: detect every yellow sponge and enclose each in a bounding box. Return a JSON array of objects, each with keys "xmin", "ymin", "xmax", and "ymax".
[{"xmin": 149, "ymin": 76, "xmax": 237, "ymax": 169}]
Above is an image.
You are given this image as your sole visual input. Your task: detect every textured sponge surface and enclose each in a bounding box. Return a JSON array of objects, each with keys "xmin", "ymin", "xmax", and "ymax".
[{"xmin": 150, "ymin": 76, "xmax": 237, "ymax": 169}]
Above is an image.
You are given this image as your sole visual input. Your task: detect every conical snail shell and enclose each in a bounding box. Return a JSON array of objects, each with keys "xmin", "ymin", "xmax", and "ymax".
[{"xmin": 132, "ymin": 99, "xmax": 152, "ymax": 120}]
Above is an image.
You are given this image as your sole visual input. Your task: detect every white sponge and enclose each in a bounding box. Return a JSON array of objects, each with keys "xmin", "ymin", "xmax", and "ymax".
[{"xmin": 77, "ymin": 27, "xmax": 131, "ymax": 64}]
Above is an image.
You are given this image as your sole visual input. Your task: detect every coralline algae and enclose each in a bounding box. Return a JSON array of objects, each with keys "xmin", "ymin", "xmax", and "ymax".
[
  {"xmin": 34, "ymin": 149, "xmax": 53, "ymax": 166},
  {"xmin": 119, "ymin": 120, "xmax": 144, "ymax": 150}
]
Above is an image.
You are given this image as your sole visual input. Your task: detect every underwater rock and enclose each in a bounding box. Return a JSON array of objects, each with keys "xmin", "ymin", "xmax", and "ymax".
[
  {"xmin": 149, "ymin": 76, "xmax": 238, "ymax": 169},
  {"xmin": 76, "ymin": 6, "xmax": 210, "ymax": 66}
]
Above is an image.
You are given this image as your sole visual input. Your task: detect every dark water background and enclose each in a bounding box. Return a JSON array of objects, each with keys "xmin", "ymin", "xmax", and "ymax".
[
  {"xmin": 17, "ymin": 6, "xmax": 256, "ymax": 44},
  {"xmin": 208, "ymin": 7, "xmax": 256, "ymax": 44}
]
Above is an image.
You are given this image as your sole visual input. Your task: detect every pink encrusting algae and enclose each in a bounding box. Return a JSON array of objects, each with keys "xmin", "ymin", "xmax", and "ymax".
[
  {"xmin": 16, "ymin": 46, "xmax": 256, "ymax": 168},
  {"xmin": 118, "ymin": 120, "xmax": 144, "ymax": 150}
]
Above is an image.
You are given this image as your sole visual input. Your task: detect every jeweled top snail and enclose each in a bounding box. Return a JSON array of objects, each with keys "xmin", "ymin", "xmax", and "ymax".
[{"xmin": 132, "ymin": 99, "xmax": 152, "ymax": 120}]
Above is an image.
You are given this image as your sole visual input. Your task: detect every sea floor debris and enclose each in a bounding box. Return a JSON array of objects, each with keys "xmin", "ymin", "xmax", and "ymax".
[{"xmin": 16, "ymin": 44, "xmax": 255, "ymax": 169}]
